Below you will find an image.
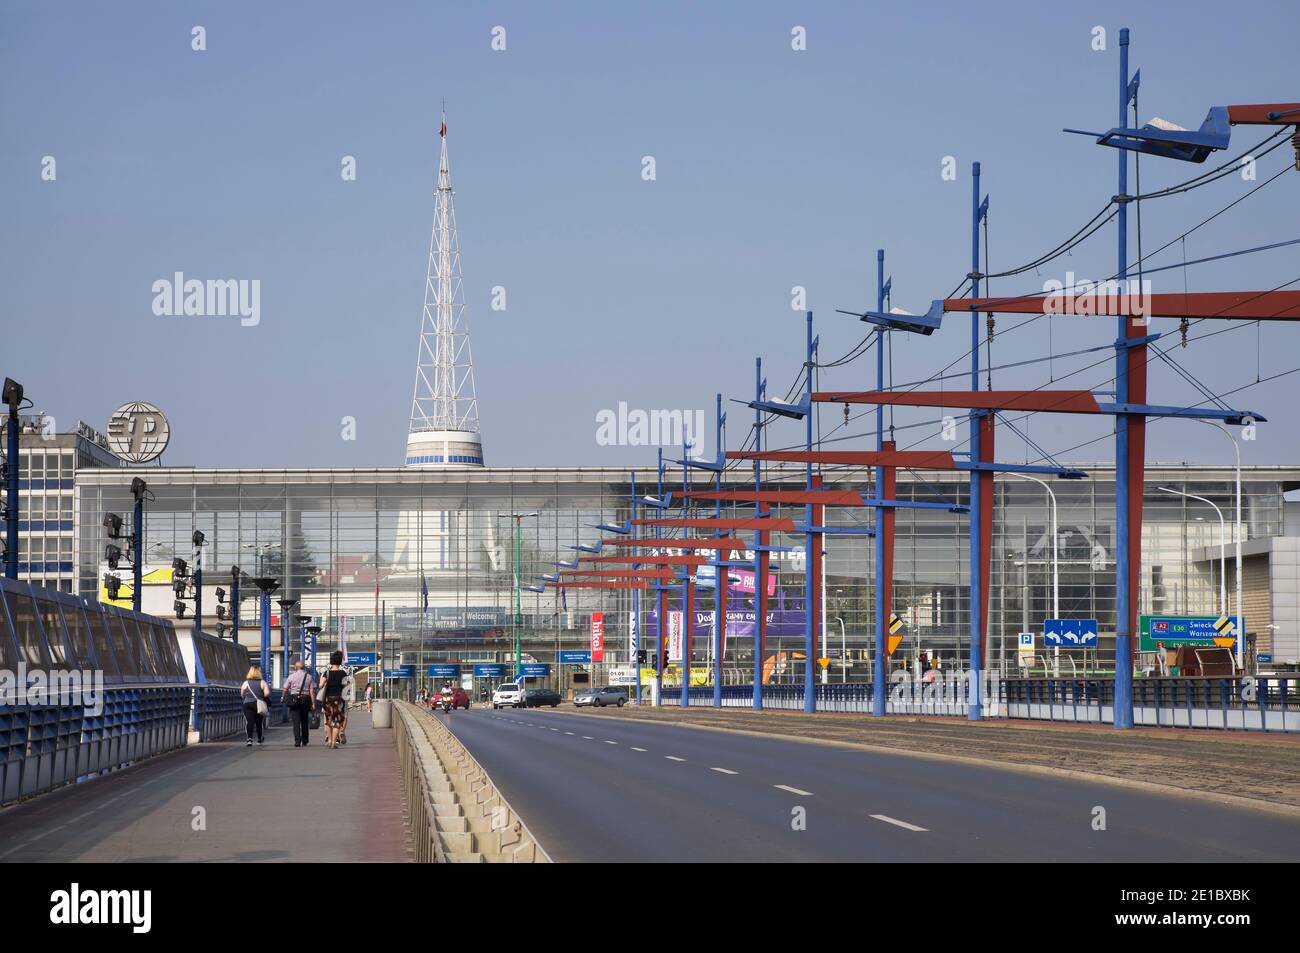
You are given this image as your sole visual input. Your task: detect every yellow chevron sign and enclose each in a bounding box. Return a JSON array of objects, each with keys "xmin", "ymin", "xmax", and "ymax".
[{"xmin": 888, "ymin": 613, "xmax": 903, "ymax": 635}]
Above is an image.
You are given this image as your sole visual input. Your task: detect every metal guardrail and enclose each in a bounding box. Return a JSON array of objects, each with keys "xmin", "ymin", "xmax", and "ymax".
[
  {"xmin": 0, "ymin": 684, "xmax": 191, "ymax": 807},
  {"xmin": 649, "ymin": 676, "xmax": 1299, "ymax": 732}
]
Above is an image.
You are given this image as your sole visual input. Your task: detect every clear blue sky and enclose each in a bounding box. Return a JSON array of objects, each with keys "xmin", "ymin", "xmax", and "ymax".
[{"xmin": 3, "ymin": 0, "xmax": 1297, "ymax": 469}]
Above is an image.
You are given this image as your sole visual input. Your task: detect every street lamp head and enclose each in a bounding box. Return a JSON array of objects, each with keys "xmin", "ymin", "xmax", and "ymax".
[
  {"xmin": 2, "ymin": 378, "xmax": 23, "ymax": 410},
  {"xmin": 129, "ymin": 477, "xmax": 148, "ymax": 502},
  {"xmin": 253, "ymin": 577, "xmax": 279, "ymax": 594}
]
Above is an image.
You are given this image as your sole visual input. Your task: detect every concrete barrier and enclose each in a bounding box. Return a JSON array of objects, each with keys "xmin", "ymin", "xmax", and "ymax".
[
  {"xmin": 372, "ymin": 699, "xmax": 393, "ymax": 729},
  {"xmin": 393, "ymin": 702, "xmax": 550, "ymax": 863}
]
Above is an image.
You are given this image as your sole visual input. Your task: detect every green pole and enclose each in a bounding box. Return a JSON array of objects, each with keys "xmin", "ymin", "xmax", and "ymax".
[{"xmin": 514, "ymin": 516, "xmax": 522, "ymax": 671}]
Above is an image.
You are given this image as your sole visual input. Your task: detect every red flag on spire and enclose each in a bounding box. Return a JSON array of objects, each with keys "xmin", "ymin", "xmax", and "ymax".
[{"xmin": 439, "ymin": 119, "xmax": 446, "ymax": 138}]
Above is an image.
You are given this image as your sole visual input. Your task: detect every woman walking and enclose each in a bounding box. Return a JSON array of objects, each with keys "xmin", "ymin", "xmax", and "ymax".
[
  {"xmin": 317, "ymin": 650, "xmax": 353, "ymax": 749},
  {"xmin": 240, "ymin": 665, "xmax": 271, "ymax": 747}
]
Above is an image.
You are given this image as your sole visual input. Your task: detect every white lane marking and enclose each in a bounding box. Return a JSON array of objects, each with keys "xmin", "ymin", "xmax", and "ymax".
[
  {"xmin": 549, "ymin": 728, "xmax": 559, "ymax": 731},
  {"xmin": 582, "ymin": 736, "xmax": 594, "ymax": 740},
  {"xmin": 710, "ymin": 767, "xmax": 738, "ymax": 775},
  {"xmin": 603, "ymin": 740, "xmax": 618, "ymax": 745},
  {"xmin": 774, "ymin": 784, "xmax": 813, "ymax": 796},
  {"xmin": 870, "ymin": 814, "xmax": 928, "ymax": 832},
  {"xmin": 564, "ymin": 731, "xmax": 574, "ymax": 735},
  {"xmin": 664, "ymin": 756, "xmax": 686, "ymax": 762},
  {"xmin": 630, "ymin": 747, "xmax": 647, "ymax": 752}
]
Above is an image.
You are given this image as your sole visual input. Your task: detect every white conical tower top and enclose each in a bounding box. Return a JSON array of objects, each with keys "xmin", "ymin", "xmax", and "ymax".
[{"xmin": 405, "ymin": 111, "xmax": 485, "ymax": 468}]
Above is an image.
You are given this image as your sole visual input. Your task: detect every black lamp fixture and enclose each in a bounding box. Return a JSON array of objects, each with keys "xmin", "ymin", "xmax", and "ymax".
[{"xmin": 2, "ymin": 378, "xmax": 22, "ymax": 410}]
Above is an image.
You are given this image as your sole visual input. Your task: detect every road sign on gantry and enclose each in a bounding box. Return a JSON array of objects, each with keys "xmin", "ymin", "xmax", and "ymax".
[{"xmin": 1044, "ymin": 618, "xmax": 1099, "ymax": 647}]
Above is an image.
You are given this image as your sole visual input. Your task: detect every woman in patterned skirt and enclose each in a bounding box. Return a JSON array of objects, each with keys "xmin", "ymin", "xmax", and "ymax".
[{"xmin": 318, "ymin": 650, "xmax": 353, "ymax": 749}]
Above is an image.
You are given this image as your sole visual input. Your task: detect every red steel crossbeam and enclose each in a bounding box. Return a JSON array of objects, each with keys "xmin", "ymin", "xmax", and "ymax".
[
  {"xmin": 601, "ymin": 538, "xmax": 747, "ymax": 552},
  {"xmin": 560, "ymin": 569, "xmax": 675, "ymax": 580},
  {"xmin": 632, "ymin": 516, "xmax": 797, "ymax": 532},
  {"xmin": 684, "ymin": 489, "xmax": 866, "ymax": 506},
  {"xmin": 551, "ymin": 581, "xmax": 651, "ymax": 590},
  {"xmin": 814, "ymin": 389, "xmax": 1104, "ymax": 414},
  {"xmin": 581, "ymin": 554, "xmax": 708, "ymax": 566},
  {"xmin": 1226, "ymin": 103, "xmax": 1300, "ymax": 124},
  {"xmin": 728, "ymin": 448, "xmax": 960, "ymax": 469},
  {"xmin": 938, "ymin": 291, "xmax": 1300, "ymax": 321}
]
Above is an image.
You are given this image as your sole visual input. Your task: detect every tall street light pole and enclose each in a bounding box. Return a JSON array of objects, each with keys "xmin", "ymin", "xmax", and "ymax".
[
  {"xmin": 1198, "ymin": 421, "xmax": 1244, "ymax": 671},
  {"xmin": 1159, "ymin": 487, "xmax": 1227, "ymax": 618},
  {"xmin": 499, "ymin": 512, "xmax": 537, "ymax": 674},
  {"xmin": 1009, "ymin": 473, "xmax": 1058, "ymax": 674}
]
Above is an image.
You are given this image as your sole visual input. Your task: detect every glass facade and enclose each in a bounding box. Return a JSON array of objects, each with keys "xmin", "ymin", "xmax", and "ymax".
[{"xmin": 74, "ymin": 464, "xmax": 1297, "ymax": 685}]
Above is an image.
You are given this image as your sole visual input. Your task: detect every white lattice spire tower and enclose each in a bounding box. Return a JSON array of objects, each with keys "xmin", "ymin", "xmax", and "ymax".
[{"xmin": 405, "ymin": 111, "xmax": 485, "ymax": 468}]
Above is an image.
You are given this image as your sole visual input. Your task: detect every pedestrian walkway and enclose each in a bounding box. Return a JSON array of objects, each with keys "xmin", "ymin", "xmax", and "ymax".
[{"xmin": 0, "ymin": 711, "xmax": 411, "ymax": 863}]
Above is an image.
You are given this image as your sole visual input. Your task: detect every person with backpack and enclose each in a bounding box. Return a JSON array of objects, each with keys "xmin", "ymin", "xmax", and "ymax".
[
  {"xmin": 240, "ymin": 665, "xmax": 271, "ymax": 747},
  {"xmin": 284, "ymin": 659, "xmax": 316, "ymax": 747},
  {"xmin": 317, "ymin": 651, "xmax": 353, "ymax": 749}
]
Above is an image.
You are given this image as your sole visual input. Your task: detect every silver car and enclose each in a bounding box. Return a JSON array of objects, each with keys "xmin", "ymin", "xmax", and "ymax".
[{"xmin": 574, "ymin": 685, "xmax": 628, "ymax": 708}]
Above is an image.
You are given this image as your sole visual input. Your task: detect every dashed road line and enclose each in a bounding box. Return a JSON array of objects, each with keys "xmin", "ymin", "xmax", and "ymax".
[
  {"xmin": 774, "ymin": 784, "xmax": 813, "ymax": 796},
  {"xmin": 603, "ymin": 740, "xmax": 618, "ymax": 745},
  {"xmin": 870, "ymin": 814, "xmax": 928, "ymax": 832},
  {"xmin": 630, "ymin": 747, "xmax": 647, "ymax": 752},
  {"xmin": 665, "ymin": 756, "xmax": 686, "ymax": 762},
  {"xmin": 710, "ymin": 767, "xmax": 738, "ymax": 775}
]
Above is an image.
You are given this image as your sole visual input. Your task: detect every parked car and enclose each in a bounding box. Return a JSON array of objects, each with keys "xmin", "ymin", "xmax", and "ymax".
[
  {"xmin": 432, "ymin": 685, "xmax": 470, "ymax": 710},
  {"xmin": 524, "ymin": 687, "xmax": 562, "ymax": 708},
  {"xmin": 491, "ymin": 683, "xmax": 526, "ymax": 709},
  {"xmin": 574, "ymin": 685, "xmax": 629, "ymax": 708}
]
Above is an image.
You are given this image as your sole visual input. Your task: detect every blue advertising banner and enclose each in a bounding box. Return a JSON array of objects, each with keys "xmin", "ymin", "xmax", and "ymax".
[
  {"xmin": 473, "ymin": 663, "xmax": 506, "ymax": 678},
  {"xmin": 428, "ymin": 663, "xmax": 461, "ymax": 678},
  {"xmin": 345, "ymin": 651, "xmax": 378, "ymax": 666},
  {"xmin": 520, "ymin": 663, "xmax": 550, "ymax": 677},
  {"xmin": 558, "ymin": 650, "xmax": 591, "ymax": 664}
]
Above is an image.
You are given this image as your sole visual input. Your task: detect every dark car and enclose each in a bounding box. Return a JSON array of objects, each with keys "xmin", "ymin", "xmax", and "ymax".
[
  {"xmin": 524, "ymin": 687, "xmax": 562, "ymax": 708},
  {"xmin": 574, "ymin": 685, "xmax": 628, "ymax": 707}
]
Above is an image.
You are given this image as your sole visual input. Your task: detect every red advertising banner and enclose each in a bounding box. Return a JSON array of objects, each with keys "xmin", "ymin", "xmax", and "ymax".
[{"xmin": 591, "ymin": 612, "xmax": 605, "ymax": 662}]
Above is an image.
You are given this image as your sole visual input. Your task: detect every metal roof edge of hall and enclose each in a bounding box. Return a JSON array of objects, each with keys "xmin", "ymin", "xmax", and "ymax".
[{"xmin": 72, "ymin": 462, "xmax": 1300, "ymax": 485}]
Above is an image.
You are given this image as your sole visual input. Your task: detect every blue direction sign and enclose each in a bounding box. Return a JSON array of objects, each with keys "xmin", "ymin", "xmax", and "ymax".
[
  {"xmin": 558, "ymin": 650, "xmax": 591, "ymax": 664},
  {"xmin": 383, "ymin": 668, "xmax": 413, "ymax": 679},
  {"xmin": 520, "ymin": 663, "xmax": 550, "ymax": 677},
  {"xmin": 473, "ymin": 663, "xmax": 506, "ymax": 678},
  {"xmin": 428, "ymin": 663, "xmax": 461, "ymax": 678},
  {"xmin": 345, "ymin": 651, "xmax": 378, "ymax": 666},
  {"xmin": 1044, "ymin": 619, "xmax": 1099, "ymax": 647}
]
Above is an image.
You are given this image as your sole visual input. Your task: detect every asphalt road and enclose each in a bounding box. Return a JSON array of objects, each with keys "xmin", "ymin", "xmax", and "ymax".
[{"xmin": 443, "ymin": 706, "xmax": 1300, "ymax": 862}]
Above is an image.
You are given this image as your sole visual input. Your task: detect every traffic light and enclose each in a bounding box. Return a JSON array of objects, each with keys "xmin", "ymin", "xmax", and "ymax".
[
  {"xmin": 215, "ymin": 587, "xmax": 225, "ymax": 604},
  {"xmin": 172, "ymin": 578, "xmax": 187, "ymax": 596},
  {"xmin": 215, "ymin": 604, "xmax": 226, "ymax": 620},
  {"xmin": 637, "ymin": 650, "xmax": 647, "ymax": 665},
  {"xmin": 192, "ymin": 530, "xmax": 205, "ymax": 547}
]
